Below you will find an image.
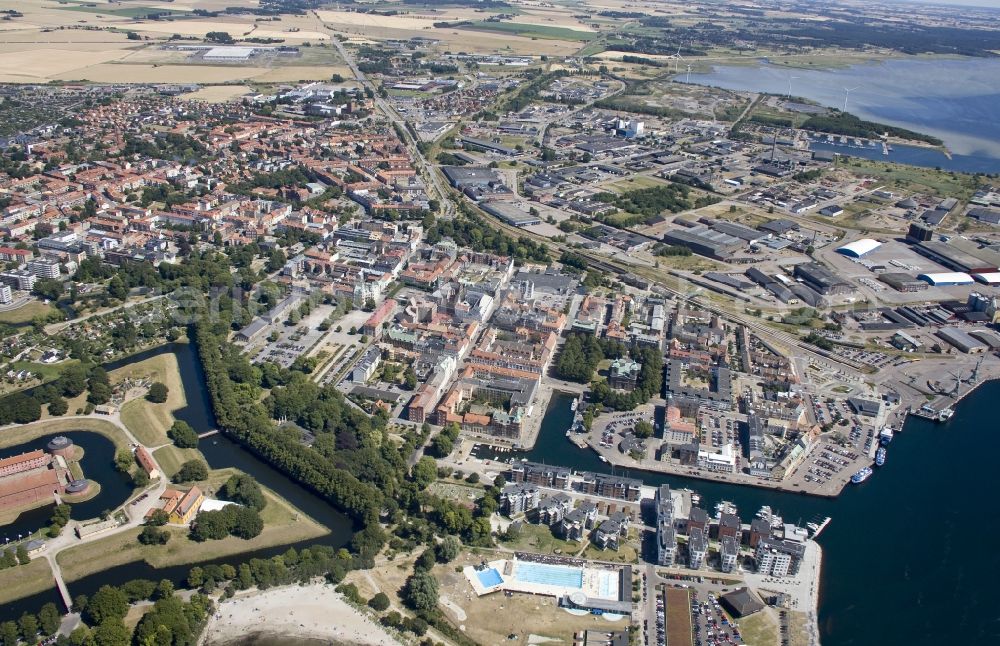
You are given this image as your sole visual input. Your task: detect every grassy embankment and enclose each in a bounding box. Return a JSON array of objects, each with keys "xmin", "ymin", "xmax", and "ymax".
[
  {"xmin": 0, "ymin": 559, "xmax": 58, "ymax": 606},
  {"xmin": 0, "ymin": 417, "xmax": 131, "ymax": 452},
  {"xmin": 56, "ymin": 469, "xmax": 329, "ymax": 583},
  {"xmin": 115, "ymin": 350, "xmax": 203, "ymax": 477}
]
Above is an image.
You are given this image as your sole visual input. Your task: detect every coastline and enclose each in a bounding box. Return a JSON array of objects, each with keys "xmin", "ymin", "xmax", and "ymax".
[{"xmin": 199, "ymin": 583, "xmax": 404, "ymax": 646}]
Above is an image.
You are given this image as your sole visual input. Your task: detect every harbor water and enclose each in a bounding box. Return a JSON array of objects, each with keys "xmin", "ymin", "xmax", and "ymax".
[
  {"xmin": 478, "ymin": 386, "xmax": 1000, "ymax": 645},
  {"xmin": 3, "ymin": 342, "xmax": 999, "ymax": 643}
]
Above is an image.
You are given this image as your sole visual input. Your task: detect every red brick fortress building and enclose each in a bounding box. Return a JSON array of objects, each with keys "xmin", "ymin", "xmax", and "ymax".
[{"xmin": 0, "ymin": 446, "xmax": 79, "ymax": 511}]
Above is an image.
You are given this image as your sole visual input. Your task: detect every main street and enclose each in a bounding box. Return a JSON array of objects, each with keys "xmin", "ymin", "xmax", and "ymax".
[{"xmin": 322, "ymin": 19, "xmax": 454, "ymax": 217}]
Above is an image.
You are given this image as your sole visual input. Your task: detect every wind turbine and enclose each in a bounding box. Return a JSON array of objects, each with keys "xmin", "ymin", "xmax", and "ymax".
[
  {"xmin": 686, "ymin": 64, "xmax": 692, "ymax": 84},
  {"xmin": 668, "ymin": 45, "xmax": 684, "ymax": 73},
  {"xmin": 843, "ymin": 86, "xmax": 860, "ymax": 112},
  {"xmin": 786, "ymin": 73, "xmax": 799, "ymax": 98}
]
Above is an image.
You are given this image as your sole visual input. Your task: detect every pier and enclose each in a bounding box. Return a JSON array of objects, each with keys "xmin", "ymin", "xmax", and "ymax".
[
  {"xmin": 908, "ymin": 377, "xmax": 999, "ymax": 423},
  {"xmin": 811, "ymin": 516, "xmax": 832, "ymax": 539}
]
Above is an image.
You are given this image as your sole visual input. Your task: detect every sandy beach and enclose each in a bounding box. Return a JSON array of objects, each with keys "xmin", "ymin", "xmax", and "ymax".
[{"xmin": 200, "ymin": 583, "xmax": 404, "ymax": 646}]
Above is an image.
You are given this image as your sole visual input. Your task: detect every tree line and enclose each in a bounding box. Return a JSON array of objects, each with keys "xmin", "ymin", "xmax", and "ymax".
[
  {"xmin": 194, "ymin": 321, "xmax": 385, "ymax": 531},
  {"xmin": 801, "ymin": 112, "xmax": 943, "ymax": 146}
]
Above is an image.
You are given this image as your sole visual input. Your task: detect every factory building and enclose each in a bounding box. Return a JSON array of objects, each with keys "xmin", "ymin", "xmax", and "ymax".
[
  {"xmin": 793, "ymin": 262, "xmax": 853, "ymax": 295},
  {"xmin": 836, "ymin": 238, "xmax": 882, "ymax": 258},
  {"xmin": 917, "ymin": 272, "xmax": 975, "ymax": 287},
  {"xmin": 662, "ymin": 225, "xmax": 742, "ymax": 260}
]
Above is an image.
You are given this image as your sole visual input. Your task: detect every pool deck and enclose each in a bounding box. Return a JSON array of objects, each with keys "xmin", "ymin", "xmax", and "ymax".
[{"xmin": 463, "ymin": 558, "xmax": 620, "ymax": 601}]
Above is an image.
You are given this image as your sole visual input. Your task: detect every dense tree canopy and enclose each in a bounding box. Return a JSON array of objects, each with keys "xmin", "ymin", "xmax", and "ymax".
[
  {"xmin": 168, "ymin": 420, "xmax": 200, "ymax": 449},
  {"xmin": 173, "ymin": 460, "xmax": 209, "ymax": 483},
  {"xmin": 221, "ymin": 473, "xmax": 267, "ymax": 511},
  {"xmin": 146, "ymin": 381, "xmax": 169, "ymax": 403}
]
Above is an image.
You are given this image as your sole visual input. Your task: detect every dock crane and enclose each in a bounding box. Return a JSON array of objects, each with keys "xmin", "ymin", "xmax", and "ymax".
[
  {"xmin": 947, "ymin": 372, "xmax": 962, "ymax": 397},
  {"xmin": 967, "ymin": 356, "xmax": 984, "ymax": 385}
]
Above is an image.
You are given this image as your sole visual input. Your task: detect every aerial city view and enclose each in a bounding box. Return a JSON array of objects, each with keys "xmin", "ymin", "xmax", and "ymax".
[{"xmin": 0, "ymin": 0, "xmax": 999, "ymax": 644}]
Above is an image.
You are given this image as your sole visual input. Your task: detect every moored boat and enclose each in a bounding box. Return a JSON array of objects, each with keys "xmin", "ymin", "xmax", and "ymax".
[
  {"xmin": 875, "ymin": 447, "xmax": 886, "ymax": 467},
  {"xmin": 851, "ymin": 466, "xmax": 873, "ymax": 483}
]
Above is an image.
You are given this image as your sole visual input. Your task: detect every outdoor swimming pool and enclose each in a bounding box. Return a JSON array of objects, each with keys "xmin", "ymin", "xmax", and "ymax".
[
  {"xmin": 476, "ymin": 568, "xmax": 503, "ymax": 588},
  {"xmin": 596, "ymin": 571, "xmax": 616, "ymax": 598},
  {"xmin": 514, "ymin": 562, "xmax": 584, "ymax": 588}
]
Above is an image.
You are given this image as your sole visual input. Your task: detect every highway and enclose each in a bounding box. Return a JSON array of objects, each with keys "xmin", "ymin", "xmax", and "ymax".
[{"xmin": 324, "ymin": 22, "xmax": 454, "ymax": 217}]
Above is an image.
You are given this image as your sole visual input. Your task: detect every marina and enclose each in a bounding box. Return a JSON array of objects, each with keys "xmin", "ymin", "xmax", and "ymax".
[{"xmin": 459, "ymin": 384, "xmax": 1000, "ymax": 644}]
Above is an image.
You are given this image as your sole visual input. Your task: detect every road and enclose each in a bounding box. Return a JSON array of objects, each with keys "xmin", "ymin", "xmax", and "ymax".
[
  {"xmin": 324, "ymin": 25, "xmax": 454, "ymax": 217},
  {"xmin": 322, "ymin": 23, "xmax": 869, "ymax": 393}
]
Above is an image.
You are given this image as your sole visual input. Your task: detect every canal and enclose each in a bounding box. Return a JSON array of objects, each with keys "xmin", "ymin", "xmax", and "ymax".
[
  {"xmin": 475, "ymin": 387, "xmax": 1000, "ymax": 645},
  {"xmin": 0, "ymin": 343, "xmax": 354, "ymax": 620}
]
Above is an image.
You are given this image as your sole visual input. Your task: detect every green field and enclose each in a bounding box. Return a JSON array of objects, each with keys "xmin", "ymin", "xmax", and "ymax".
[
  {"xmin": 604, "ymin": 175, "xmax": 671, "ymax": 192},
  {"xmin": 464, "ymin": 21, "xmax": 598, "ymax": 42},
  {"xmin": 0, "ymin": 558, "xmax": 55, "ymax": 606},
  {"xmin": 0, "ymin": 300, "xmax": 58, "ymax": 325},
  {"xmin": 577, "ymin": 41, "xmax": 609, "ymax": 57},
  {"xmin": 7, "ymin": 359, "xmax": 76, "ymax": 383},
  {"xmin": 737, "ymin": 610, "xmax": 780, "ymax": 646},
  {"xmin": 500, "ymin": 523, "xmax": 581, "ymax": 556},
  {"xmin": 152, "ymin": 444, "xmax": 204, "ymax": 478},
  {"xmin": 836, "ymin": 157, "xmax": 982, "ymax": 200},
  {"xmin": 56, "ymin": 470, "xmax": 329, "ymax": 583}
]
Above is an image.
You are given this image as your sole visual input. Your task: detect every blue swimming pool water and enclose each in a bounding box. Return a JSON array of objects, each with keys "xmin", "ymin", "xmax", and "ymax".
[
  {"xmin": 477, "ymin": 568, "xmax": 503, "ymax": 587},
  {"xmin": 597, "ymin": 571, "xmax": 615, "ymax": 598},
  {"xmin": 514, "ymin": 562, "xmax": 584, "ymax": 588}
]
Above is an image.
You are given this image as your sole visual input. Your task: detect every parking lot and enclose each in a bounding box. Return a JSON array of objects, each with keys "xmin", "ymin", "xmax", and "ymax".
[
  {"xmin": 250, "ymin": 302, "xmax": 338, "ymax": 368},
  {"xmin": 691, "ymin": 590, "xmax": 743, "ymax": 646},
  {"xmin": 697, "ymin": 411, "xmax": 739, "ymax": 450}
]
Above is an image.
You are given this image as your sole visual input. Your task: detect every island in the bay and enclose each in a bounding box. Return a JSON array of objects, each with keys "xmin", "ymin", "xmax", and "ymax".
[{"xmin": 0, "ymin": 0, "xmax": 998, "ymax": 645}]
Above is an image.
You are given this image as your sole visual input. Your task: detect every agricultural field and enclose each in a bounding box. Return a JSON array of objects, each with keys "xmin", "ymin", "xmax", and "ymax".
[
  {"xmin": 0, "ymin": 0, "xmax": 343, "ymax": 82},
  {"xmin": 318, "ymin": 9, "xmax": 584, "ymax": 55},
  {"xmin": 180, "ymin": 84, "xmax": 252, "ymax": 102},
  {"xmin": 463, "ymin": 21, "xmax": 597, "ymax": 42}
]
